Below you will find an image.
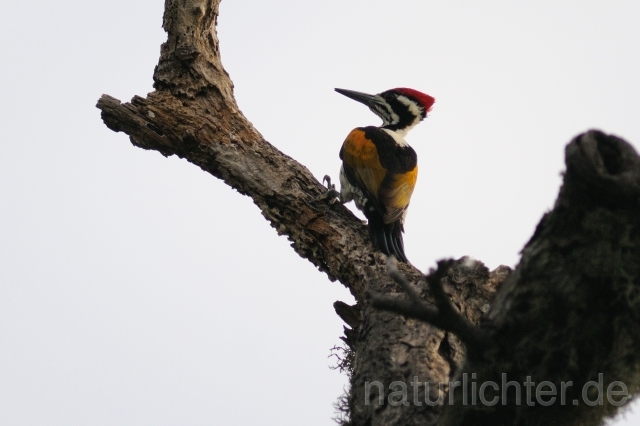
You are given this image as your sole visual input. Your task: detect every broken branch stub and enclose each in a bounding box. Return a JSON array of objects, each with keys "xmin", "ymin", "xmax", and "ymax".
[{"xmin": 439, "ymin": 130, "xmax": 640, "ymax": 426}]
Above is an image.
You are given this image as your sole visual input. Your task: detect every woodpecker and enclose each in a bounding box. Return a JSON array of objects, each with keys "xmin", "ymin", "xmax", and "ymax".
[{"xmin": 334, "ymin": 87, "xmax": 435, "ymax": 263}]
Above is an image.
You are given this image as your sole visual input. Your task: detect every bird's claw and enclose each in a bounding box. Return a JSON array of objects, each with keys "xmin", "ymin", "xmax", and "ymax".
[{"xmin": 313, "ymin": 174, "xmax": 340, "ymax": 204}]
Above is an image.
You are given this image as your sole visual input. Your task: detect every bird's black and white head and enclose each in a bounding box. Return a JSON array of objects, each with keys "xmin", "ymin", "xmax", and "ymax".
[{"xmin": 335, "ymin": 87, "xmax": 435, "ymax": 136}]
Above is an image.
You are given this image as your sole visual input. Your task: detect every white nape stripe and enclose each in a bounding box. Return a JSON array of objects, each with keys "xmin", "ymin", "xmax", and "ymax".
[{"xmin": 382, "ymin": 128, "xmax": 410, "ymax": 147}]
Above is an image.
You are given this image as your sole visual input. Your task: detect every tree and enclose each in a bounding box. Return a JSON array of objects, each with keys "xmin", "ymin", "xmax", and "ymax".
[{"xmin": 97, "ymin": 1, "xmax": 640, "ymax": 425}]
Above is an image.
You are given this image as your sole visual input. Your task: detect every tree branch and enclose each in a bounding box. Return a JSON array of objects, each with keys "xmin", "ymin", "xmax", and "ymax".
[
  {"xmin": 97, "ymin": 0, "xmax": 387, "ymax": 297},
  {"xmin": 96, "ymin": 2, "xmax": 640, "ymax": 426},
  {"xmin": 96, "ymin": 2, "xmax": 501, "ymax": 425}
]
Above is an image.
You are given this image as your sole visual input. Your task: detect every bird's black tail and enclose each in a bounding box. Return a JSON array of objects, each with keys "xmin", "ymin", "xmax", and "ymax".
[{"xmin": 367, "ymin": 217, "xmax": 408, "ymax": 263}]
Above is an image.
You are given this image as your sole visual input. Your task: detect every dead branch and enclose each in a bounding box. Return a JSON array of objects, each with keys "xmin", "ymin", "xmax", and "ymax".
[
  {"xmin": 96, "ymin": 2, "xmax": 500, "ymax": 425},
  {"xmin": 95, "ymin": 2, "xmax": 640, "ymax": 426}
]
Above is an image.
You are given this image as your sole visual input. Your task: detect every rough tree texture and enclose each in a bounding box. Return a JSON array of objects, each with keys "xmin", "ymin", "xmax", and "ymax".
[
  {"xmin": 96, "ymin": 1, "xmax": 499, "ymax": 425},
  {"xmin": 96, "ymin": 1, "xmax": 640, "ymax": 426},
  {"xmin": 439, "ymin": 131, "xmax": 640, "ymax": 426}
]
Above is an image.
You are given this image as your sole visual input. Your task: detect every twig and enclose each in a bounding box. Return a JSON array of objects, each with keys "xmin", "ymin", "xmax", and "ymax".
[{"xmin": 371, "ymin": 257, "xmax": 488, "ymax": 356}]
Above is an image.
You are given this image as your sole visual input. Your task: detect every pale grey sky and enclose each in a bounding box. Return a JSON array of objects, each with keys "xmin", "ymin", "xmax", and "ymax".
[{"xmin": 1, "ymin": 1, "xmax": 640, "ymax": 424}]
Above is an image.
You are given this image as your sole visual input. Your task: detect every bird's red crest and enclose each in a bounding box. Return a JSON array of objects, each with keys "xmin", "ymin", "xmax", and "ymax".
[{"xmin": 393, "ymin": 88, "xmax": 435, "ymax": 113}]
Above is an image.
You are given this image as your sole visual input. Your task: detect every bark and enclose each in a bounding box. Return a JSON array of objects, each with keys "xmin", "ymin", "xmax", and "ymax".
[
  {"xmin": 439, "ymin": 131, "xmax": 640, "ymax": 426},
  {"xmin": 96, "ymin": 1, "xmax": 640, "ymax": 425}
]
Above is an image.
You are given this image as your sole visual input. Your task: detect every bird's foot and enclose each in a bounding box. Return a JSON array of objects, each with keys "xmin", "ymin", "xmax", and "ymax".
[{"xmin": 313, "ymin": 175, "xmax": 340, "ymax": 204}]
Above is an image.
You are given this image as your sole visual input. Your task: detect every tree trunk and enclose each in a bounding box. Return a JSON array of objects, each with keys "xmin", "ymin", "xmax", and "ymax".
[{"xmin": 96, "ymin": 1, "xmax": 640, "ymax": 425}]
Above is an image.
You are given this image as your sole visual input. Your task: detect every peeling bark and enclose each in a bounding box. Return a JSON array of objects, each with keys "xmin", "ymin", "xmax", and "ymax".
[{"xmin": 96, "ymin": 1, "xmax": 640, "ymax": 425}]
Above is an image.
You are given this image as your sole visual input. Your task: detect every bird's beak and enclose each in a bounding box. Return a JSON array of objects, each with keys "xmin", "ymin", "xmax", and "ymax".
[{"xmin": 335, "ymin": 88, "xmax": 383, "ymax": 109}]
